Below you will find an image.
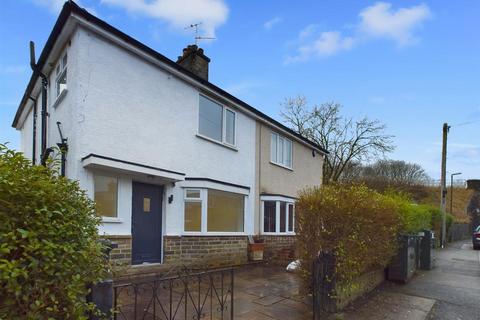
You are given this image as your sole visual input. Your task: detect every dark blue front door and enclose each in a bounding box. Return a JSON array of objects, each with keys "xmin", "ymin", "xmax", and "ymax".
[{"xmin": 132, "ymin": 182, "xmax": 163, "ymax": 264}]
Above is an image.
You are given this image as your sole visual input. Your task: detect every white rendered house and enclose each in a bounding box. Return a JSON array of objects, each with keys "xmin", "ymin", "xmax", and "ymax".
[{"xmin": 13, "ymin": 1, "xmax": 327, "ymax": 267}]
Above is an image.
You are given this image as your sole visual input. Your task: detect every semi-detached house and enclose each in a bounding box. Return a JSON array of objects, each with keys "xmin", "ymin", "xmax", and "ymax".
[{"xmin": 12, "ymin": 1, "xmax": 327, "ymax": 268}]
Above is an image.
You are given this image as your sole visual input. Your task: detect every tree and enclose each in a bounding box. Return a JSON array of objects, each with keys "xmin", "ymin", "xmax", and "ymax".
[
  {"xmin": 281, "ymin": 96, "xmax": 395, "ymax": 183},
  {"xmin": 366, "ymin": 160, "xmax": 430, "ymax": 185}
]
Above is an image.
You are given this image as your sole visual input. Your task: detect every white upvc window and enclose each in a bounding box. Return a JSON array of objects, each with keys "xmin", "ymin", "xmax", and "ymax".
[
  {"xmin": 261, "ymin": 197, "xmax": 295, "ymax": 235},
  {"xmin": 198, "ymin": 94, "xmax": 236, "ymax": 147},
  {"xmin": 270, "ymin": 132, "xmax": 292, "ymax": 169},
  {"xmin": 183, "ymin": 188, "xmax": 245, "ymax": 234},
  {"xmin": 55, "ymin": 52, "xmax": 67, "ymax": 98}
]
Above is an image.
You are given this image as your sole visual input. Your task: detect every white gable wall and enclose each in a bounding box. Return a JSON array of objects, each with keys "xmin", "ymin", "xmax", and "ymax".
[{"xmin": 72, "ymin": 27, "xmax": 256, "ymax": 236}]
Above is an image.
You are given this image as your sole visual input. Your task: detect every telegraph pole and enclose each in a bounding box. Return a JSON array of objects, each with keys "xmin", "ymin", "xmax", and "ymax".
[{"xmin": 440, "ymin": 123, "xmax": 450, "ymax": 247}]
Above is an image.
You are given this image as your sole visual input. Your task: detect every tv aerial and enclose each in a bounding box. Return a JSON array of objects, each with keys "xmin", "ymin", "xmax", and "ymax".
[{"xmin": 185, "ymin": 23, "xmax": 215, "ymax": 45}]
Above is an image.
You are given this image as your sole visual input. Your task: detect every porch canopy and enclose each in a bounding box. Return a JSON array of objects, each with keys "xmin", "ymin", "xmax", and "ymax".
[{"xmin": 81, "ymin": 154, "xmax": 185, "ymax": 184}]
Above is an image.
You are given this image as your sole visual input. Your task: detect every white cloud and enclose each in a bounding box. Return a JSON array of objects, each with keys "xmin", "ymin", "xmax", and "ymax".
[
  {"xmin": 264, "ymin": 17, "xmax": 282, "ymax": 30},
  {"xmin": 285, "ymin": 31, "xmax": 354, "ymax": 63},
  {"xmin": 359, "ymin": 2, "xmax": 431, "ymax": 46},
  {"xmin": 31, "ymin": 0, "xmax": 97, "ymax": 15},
  {"xmin": 102, "ymin": 0, "xmax": 228, "ymax": 37},
  {"xmin": 32, "ymin": 0, "xmax": 66, "ymax": 13},
  {"xmin": 286, "ymin": 2, "xmax": 431, "ymax": 63},
  {"xmin": 224, "ymin": 80, "xmax": 265, "ymax": 96}
]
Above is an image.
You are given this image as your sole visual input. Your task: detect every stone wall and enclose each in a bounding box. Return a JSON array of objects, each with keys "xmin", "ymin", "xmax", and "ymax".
[
  {"xmin": 163, "ymin": 236, "xmax": 248, "ymax": 267},
  {"xmin": 104, "ymin": 235, "xmax": 132, "ymax": 266},
  {"xmin": 261, "ymin": 235, "xmax": 296, "ymax": 264}
]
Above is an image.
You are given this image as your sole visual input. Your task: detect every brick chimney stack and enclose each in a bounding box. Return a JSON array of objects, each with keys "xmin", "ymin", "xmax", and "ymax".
[{"xmin": 176, "ymin": 45, "xmax": 210, "ymax": 81}]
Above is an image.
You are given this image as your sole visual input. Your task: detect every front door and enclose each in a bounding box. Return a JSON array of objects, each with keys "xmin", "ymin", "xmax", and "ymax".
[{"xmin": 132, "ymin": 182, "xmax": 163, "ymax": 264}]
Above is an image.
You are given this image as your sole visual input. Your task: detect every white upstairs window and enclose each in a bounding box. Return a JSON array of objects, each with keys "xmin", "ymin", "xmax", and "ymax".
[
  {"xmin": 270, "ymin": 132, "xmax": 293, "ymax": 169},
  {"xmin": 55, "ymin": 52, "xmax": 67, "ymax": 97},
  {"xmin": 198, "ymin": 95, "xmax": 236, "ymax": 147}
]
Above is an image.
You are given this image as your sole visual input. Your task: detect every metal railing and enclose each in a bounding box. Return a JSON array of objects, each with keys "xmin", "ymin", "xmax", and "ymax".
[{"xmin": 113, "ymin": 267, "xmax": 234, "ymax": 320}]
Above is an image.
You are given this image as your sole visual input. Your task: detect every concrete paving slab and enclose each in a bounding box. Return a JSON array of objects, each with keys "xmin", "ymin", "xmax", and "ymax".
[{"xmin": 338, "ymin": 291, "xmax": 436, "ymax": 320}]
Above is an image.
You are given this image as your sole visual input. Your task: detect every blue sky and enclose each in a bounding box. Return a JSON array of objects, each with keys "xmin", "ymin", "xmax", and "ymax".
[{"xmin": 1, "ymin": 0, "xmax": 479, "ymax": 180}]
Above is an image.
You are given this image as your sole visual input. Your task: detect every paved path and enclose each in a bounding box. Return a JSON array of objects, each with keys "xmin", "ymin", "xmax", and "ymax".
[
  {"xmin": 113, "ymin": 241, "xmax": 479, "ymax": 319},
  {"xmin": 383, "ymin": 240, "xmax": 480, "ymax": 320}
]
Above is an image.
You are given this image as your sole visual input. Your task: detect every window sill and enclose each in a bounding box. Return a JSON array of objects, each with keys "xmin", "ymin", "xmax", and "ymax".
[
  {"xmin": 52, "ymin": 89, "xmax": 68, "ymax": 109},
  {"xmin": 196, "ymin": 134, "xmax": 238, "ymax": 152},
  {"xmin": 101, "ymin": 217, "xmax": 122, "ymax": 223},
  {"xmin": 269, "ymin": 161, "xmax": 293, "ymax": 171},
  {"xmin": 261, "ymin": 232, "xmax": 296, "ymax": 236},
  {"xmin": 181, "ymin": 232, "xmax": 247, "ymax": 236}
]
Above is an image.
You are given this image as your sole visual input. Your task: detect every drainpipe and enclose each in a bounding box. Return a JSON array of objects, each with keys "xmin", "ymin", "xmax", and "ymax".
[
  {"xmin": 28, "ymin": 97, "xmax": 37, "ymax": 165},
  {"xmin": 30, "ymin": 41, "xmax": 49, "ymax": 166},
  {"xmin": 56, "ymin": 121, "xmax": 68, "ymax": 177},
  {"xmin": 40, "ymin": 75, "xmax": 48, "ymax": 164}
]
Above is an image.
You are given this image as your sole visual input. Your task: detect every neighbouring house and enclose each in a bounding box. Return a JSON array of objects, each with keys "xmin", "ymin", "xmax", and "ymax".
[{"xmin": 12, "ymin": 1, "xmax": 327, "ymax": 268}]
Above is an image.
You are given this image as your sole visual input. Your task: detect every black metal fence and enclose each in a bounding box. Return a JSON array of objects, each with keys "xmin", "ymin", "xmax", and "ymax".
[{"xmin": 113, "ymin": 267, "xmax": 234, "ymax": 320}]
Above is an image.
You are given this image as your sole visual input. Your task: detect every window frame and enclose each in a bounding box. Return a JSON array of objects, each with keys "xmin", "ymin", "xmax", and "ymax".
[
  {"xmin": 184, "ymin": 188, "xmax": 203, "ymax": 232},
  {"xmin": 261, "ymin": 197, "xmax": 295, "ymax": 235},
  {"xmin": 270, "ymin": 132, "xmax": 293, "ymax": 169},
  {"xmin": 55, "ymin": 52, "xmax": 68, "ymax": 99},
  {"xmin": 182, "ymin": 188, "xmax": 246, "ymax": 235},
  {"xmin": 198, "ymin": 94, "xmax": 237, "ymax": 148},
  {"xmin": 93, "ymin": 173, "xmax": 119, "ymax": 219}
]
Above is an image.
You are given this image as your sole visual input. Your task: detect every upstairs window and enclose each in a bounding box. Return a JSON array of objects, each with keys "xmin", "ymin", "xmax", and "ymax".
[
  {"xmin": 198, "ymin": 95, "xmax": 236, "ymax": 146},
  {"xmin": 271, "ymin": 132, "xmax": 292, "ymax": 168},
  {"xmin": 55, "ymin": 52, "xmax": 67, "ymax": 97}
]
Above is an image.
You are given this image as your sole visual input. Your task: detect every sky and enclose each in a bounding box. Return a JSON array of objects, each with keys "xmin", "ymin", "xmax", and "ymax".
[{"xmin": 1, "ymin": 0, "xmax": 479, "ymax": 180}]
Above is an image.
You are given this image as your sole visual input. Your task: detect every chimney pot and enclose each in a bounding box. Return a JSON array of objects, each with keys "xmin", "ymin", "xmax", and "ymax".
[{"xmin": 176, "ymin": 45, "xmax": 210, "ymax": 81}]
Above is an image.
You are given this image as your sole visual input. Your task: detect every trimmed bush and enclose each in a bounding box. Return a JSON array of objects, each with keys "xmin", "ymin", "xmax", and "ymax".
[
  {"xmin": 296, "ymin": 184, "xmax": 401, "ymax": 287},
  {"xmin": 0, "ymin": 145, "xmax": 108, "ymax": 319}
]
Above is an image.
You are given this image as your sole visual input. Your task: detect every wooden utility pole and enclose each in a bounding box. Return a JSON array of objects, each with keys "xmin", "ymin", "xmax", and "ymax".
[{"xmin": 440, "ymin": 123, "xmax": 450, "ymax": 247}]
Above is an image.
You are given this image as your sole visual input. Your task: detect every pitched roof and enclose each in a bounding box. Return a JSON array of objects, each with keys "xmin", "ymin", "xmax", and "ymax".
[{"xmin": 12, "ymin": 1, "xmax": 328, "ymax": 154}]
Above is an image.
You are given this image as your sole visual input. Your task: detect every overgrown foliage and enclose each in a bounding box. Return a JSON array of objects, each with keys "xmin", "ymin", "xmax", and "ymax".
[
  {"xmin": 0, "ymin": 144, "xmax": 108, "ymax": 319},
  {"xmin": 296, "ymin": 184, "xmax": 401, "ymax": 286},
  {"xmin": 281, "ymin": 97, "xmax": 394, "ymax": 183},
  {"xmin": 296, "ymin": 184, "xmax": 452, "ymax": 289}
]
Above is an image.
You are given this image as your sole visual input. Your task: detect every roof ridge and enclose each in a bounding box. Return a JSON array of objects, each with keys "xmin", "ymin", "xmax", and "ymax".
[{"xmin": 12, "ymin": 0, "xmax": 328, "ymax": 154}]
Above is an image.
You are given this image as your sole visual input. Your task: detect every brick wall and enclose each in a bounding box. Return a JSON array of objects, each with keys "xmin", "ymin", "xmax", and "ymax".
[
  {"xmin": 261, "ymin": 235, "xmax": 296, "ymax": 264},
  {"xmin": 163, "ymin": 236, "xmax": 248, "ymax": 267},
  {"xmin": 103, "ymin": 235, "xmax": 132, "ymax": 266}
]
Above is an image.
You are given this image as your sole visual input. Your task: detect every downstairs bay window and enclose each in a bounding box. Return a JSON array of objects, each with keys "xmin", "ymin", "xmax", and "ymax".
[
  {"xmin": 184, "ymin": 188, "xmax": 245, "ymax": 234},
  {"xmin": 262, "ymin": 197, "xmax": 295, "ymax": 234}
]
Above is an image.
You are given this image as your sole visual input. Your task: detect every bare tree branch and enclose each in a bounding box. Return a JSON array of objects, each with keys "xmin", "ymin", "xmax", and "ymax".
[{"xmin": 281, "ymin": 98, "xmax": 395, "ymax": 183}]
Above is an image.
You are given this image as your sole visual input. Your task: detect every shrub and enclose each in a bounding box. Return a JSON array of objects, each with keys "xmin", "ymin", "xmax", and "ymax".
[
  {"xmin": 0, "ymin": 144, "xmax": 108, "ymax": 319},
  {"xmin": 388, "ymin": 192, "xmax": 453, "ymax": 239},
  {"xmin": 296, "ymin": 184, "xmax": 401, "ymax": 287}
]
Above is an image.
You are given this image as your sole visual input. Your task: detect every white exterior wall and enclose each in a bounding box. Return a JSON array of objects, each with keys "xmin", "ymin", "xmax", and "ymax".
[
  {"xmin": 20, "ymin": 108, "xmax": 33, "ymax": 160},
  {"xmin": 72, "ymin": 28, "xmax": 257, "ymax": 236}
]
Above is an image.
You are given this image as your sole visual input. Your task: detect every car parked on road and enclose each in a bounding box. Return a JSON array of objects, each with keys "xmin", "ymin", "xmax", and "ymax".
[{"xmin": 473, "ymin": 225, "xmax": 480, "ymax": 250}]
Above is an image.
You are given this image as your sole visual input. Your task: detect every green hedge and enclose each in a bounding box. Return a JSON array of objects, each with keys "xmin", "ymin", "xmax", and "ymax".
[
  {"xmin": 296, "ymin": 184, "xmax": 452, "ymax": 289},
  {"xmin": 389, "ymin": 192, "xmax": 453, "ymax": 238},
  {"xmin": 0, "ymin": 145, "xmax": 108, "ymax": 319},
  {"xmin": 296, "ymin": 184, "xmax": 401, "ymax": 287}
]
